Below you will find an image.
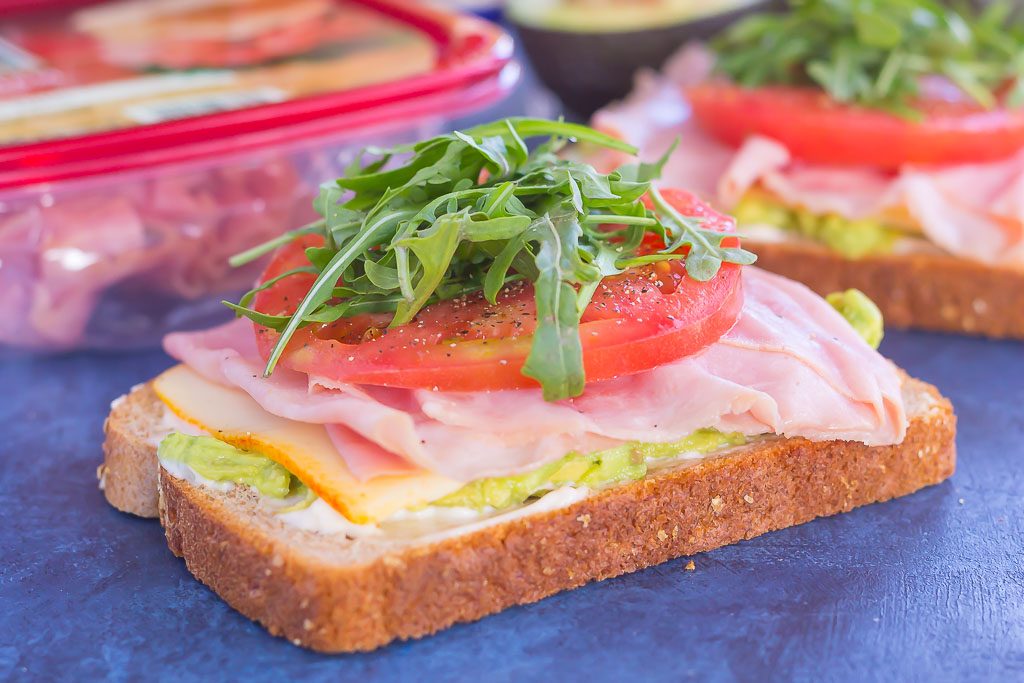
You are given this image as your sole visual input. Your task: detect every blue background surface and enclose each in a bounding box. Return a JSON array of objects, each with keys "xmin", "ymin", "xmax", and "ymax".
[{"xmin": 2, "ymin": 331, "xmax": 1023, "ymax": 682}]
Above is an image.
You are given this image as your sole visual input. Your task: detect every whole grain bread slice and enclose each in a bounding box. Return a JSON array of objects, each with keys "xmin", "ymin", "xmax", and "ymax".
[
  {"xmin": 101, "ymin": 374, "xmax": 955, "ymax": 652},
  {"xmin": 748, "ymin": 238, "xmax": 1024, "ymax": 339},
  {"xmin": 100, "ymin": 383, "xmax": 165, "ymax": 518}
]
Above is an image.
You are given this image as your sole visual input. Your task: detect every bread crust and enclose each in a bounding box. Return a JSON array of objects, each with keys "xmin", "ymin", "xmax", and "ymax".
[
  {"xmin": 100, "ymin": 384, "xmax": 163, "ymax": 518},
  {"xmin": 748, "ymin": 239, "xmax": 1024, "ymax": 339},
  {"xmin": 155, "ymin": 376, "xmax": 956, "ymax": 653}
]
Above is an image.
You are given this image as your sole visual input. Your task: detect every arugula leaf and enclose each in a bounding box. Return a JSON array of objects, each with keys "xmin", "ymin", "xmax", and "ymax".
[
  {"xmin": 520, "ymin": 213, "xmax": 588, "ymax": 401},
  {"xmin": 617, "ymin": 138, "xmax": 680, "ymax": 184},
  {"xmin": 263, "ymin": 207, "xmax": 414, "ymax": 375},
  {"xmin": 363, "ymin": 256, "xmax": 401, "ymax": 290},
  {"xmin": 226, "ymin": 118, "xmax": 756, "ymax": 401},
  {"xmin": 222, "ymin": 301, "xmax": 292, "ymax": 331},
  {"xmin": 237, "ymin": 266, "xmax": 317, "ymax": 309},
  {"xmin": 228, "ymin": 220, "xmax": 324, "ymax": 267},
  {"xmin": 465, "ymin": 118, "xmax": 637, "ymax": 154},
  {"xmin": 713, "ymin": 0, "xmax": 1024, "ymax": 112},
  {"xmin": 392, "ymin": 215, "xmax": 463, "ymax": 325}
]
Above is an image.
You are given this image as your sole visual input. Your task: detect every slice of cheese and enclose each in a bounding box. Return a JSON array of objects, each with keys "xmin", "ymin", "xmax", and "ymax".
[{"xmin": 152, "ymin": 365, "xmax": 463, "ymax": 524}]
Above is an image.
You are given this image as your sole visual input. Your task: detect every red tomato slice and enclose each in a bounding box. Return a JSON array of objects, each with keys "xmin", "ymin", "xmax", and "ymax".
[
  {"xmin": 687, "ymin": 82, "xmax": 1024, "ymax": 169},
  {"xmin": 251, "ymin": 189, "xmax": 744, "ymax": 392}
]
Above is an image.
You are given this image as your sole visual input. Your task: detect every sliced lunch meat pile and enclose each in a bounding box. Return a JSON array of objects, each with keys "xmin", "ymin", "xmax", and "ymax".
[
  {"xmin": 0, "ymin": 158, "xmax": 313, "ymax": 350},
  {"xmin": 592, "ymin": 44, "xmax": 1024, "ymax": 268},
  {"xmin": 720, "ymin": 137, "xmax": 1024, "ymax": 266},
  {"xmin": 164, "ymin": 267, "xmax": 907, "ymax": 484}
]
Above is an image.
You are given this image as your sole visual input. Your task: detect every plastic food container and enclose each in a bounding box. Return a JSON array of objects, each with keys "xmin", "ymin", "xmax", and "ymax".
[{"xmin": 0, "ymin": 0, "xmax": 516, "ymax": 351}]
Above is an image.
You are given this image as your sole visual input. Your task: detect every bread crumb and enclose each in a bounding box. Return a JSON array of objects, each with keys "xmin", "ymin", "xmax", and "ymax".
[
  {"xmin": 672, "ymin": 526, "xmax": 679, "ymax": 540},
  {"xmin": 292, "ymin": 639, "xmax": 302, "ymax": 647},
  {"xmin": 264, "ymin": 568, "xmax": 272, "ymax": 576},
  {"xmin": 684, "ymin": 560, "xmax": 696, "ymax": 571},
  {"xmin": 710, "ymin": 496, "xmax": 724, "ymax": 513},
  {"xmin": 958, "ymin": 498, "xmax": 965, "ymax": 505},
  {"xmin": 271, "ymin": 555, "xmax": 284, "ymax": 568},
  {"xmin": 300, "ymin": 599, "xmax": 310, "ymax": 609},
  {"xmin": 303, "ymin": 619, "xmax": 314, "ymax": 631},
  {"xmin": 743, "ymin": 494, "xmax": 754, "ymax": 505},
  {"xmin": 657, "ymin": 530, "xmax": 668, "ymax": 541},
  {"xmin": 576, "ymin": 514, "xmax": 591, "ymax": 528}
]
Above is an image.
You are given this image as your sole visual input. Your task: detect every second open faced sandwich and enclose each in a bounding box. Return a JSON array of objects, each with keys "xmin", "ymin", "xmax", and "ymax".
[
  {"xmin": 592, "ymin": 0, "xmax": 1024, "ymax": 339},
  {"xmin": 99, "ymin": 118, "xmax": 956, "ymax": 652}
]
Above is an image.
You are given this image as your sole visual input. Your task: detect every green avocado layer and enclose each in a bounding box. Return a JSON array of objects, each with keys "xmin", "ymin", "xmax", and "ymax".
[
  {"xmin": 158, "ymin": 429, "xmax": 747, "ymax": 514},
  {"xmin": 158, "ymin": 433, "xmax": 304, "ymax": 499},
  {"xmin": 827, "ymin": 289, "xmax": 885, "ymax": 349},
  {"xmin": 734, "ymin": 193, "xmax": 905, "ymax": 259},
  {"xmin": 434, "ymin": 429, "xmax": 747, "ymax": 509}
]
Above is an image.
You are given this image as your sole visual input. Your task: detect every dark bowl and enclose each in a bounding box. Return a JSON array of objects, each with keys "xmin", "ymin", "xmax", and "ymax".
[{"xmin": 512, "ymin": 0, "xmax": 783, "ymax": 117}]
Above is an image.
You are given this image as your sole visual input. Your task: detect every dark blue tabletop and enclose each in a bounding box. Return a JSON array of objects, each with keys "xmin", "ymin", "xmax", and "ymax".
[{"xmin": 3, "ymin": 330, "xmax": 1023, "ymax": 682}]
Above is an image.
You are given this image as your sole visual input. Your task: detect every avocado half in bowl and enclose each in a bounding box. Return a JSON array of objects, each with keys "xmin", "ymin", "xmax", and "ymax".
[{"xmin": 509, "ymin": 0, "xmax": 781, "ymax": 116}]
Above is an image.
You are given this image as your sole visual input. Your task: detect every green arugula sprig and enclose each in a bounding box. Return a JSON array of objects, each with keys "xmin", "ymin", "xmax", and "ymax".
[
  {"xmin": 713, "ymin": 0, "xmax": 1024, "ymax": 113},
  {"xmin": 227, "ymin": 118, "xmax": 755, "ymax": 401}
]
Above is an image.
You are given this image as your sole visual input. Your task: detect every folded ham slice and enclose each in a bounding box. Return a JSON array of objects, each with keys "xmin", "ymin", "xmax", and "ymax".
[
  {"xmin": 719, "ymin": 137, "xmax": 1024, "ymax": 265},
  {"xmin": 593, "ymin": 44, "xmax": 1024, "ymax": 268},
  {"xmin": 163, "ymin": 267, "xmax": 906, "ymax": 484}
]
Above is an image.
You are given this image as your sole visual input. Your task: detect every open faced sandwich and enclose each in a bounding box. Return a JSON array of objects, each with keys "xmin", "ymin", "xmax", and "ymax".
[
  {"xmin": 591, "ymin": 0, "xmax": 1024, "ymax": 338},
  {"xmin": 100, "ymin": 118, "xmax": 956, "ymax": 652}
]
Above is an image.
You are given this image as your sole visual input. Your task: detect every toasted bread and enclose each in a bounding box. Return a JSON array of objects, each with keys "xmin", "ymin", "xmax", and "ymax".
[
  {"xmin": 100, "ymin": 374, "xmax": 955, "ymax": 652},
  {"xmin": 748, "ymin": 238, "xmax": 1024, "ymax": 340}
]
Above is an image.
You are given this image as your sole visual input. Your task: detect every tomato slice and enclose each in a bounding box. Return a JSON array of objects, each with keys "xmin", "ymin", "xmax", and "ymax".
[
  {"xmin": 251, "ymin": 189, "xmax": 744, "ymax": 392},
  {"xmin": 687, "ymin": 82, "xmax": 1024, "ymax": 169}
]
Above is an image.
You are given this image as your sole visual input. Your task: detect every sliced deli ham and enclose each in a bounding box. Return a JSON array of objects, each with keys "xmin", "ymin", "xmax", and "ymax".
[
  {"xmin": 164, "ymin": 319, "xmax": 617, "ymax": 482},
  {"xmin": 164, "ymin": 268, "xmax": 906, "ymax": 484},
  {"xmin": 719, "ymin": 138, "xmax": 1024, "ymax": 265},
  {"xmin": 432, "ymin": 268, "xmax": 904, "ymax": 447}
]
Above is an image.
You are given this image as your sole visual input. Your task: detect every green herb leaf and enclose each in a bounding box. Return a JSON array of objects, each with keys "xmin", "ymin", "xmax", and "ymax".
[
  {"xmin": 520, "ymin": 212, "xmax": 588, "ymax": 401},
  {"xmin": 392, "ymin": 214, "xmax": 463, "ymax": 325},
  {"xmin": 713, "ymin": 0, "xmax": 1024, "ymax": 112},
  {"xmin": 222, "ymin": 301, "xmax": 293, "ymax": 331}
]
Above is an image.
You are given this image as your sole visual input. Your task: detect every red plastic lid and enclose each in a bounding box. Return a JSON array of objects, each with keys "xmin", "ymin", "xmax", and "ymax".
[{"xmin": 0, "ymin": 0, "xmax": 514, "ymax": 189}]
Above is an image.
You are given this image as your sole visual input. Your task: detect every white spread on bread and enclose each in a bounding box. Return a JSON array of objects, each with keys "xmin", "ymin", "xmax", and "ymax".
[
  {"xmin": 145, "ymin": 408, "xmax": 208, "ymax": 448},
  {"xmin": 160, "ymin": 455, "xmax": 592, "ymax": 540}
]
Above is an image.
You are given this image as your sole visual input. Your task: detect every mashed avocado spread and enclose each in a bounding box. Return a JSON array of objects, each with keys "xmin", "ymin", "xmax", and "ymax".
[
  {"xmin": 435, "ymin": 429, "xmax": 747, "ymax": 509},
  {"xmin": 827, "ymin": 289, "xmax": 885, "ymax": 349},
  {"xmin": 158, "ymin": 433, "xmax": 303, "ymax": 499},
  {"xmin": 734, "ymin": 193, "xmax": 903, "ymax": 259},
  {"xmin": 158, "ymin": 429, "xmax": 747, "ymax": 514}
]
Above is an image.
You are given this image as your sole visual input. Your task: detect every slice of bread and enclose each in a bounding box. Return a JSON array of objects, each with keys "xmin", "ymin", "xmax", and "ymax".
[
  {"xmin": 748, "ymin": 238, "xmax": 1024, "ymax": 340},
  {"xmin": 100, "ymin": 373, "xmax": 955, "ymax": 652},
  {"xmin": 100, "ymin": 384, "xmax": 166, "ymax": 518}
]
